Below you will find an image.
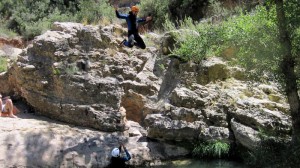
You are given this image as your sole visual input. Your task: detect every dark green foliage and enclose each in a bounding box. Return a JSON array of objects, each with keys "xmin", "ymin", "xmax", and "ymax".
[
  {"xmin": 152, "ymin": 0, "xmax": 299, "ymax": 84},
  {"xmin": 284, "ymin": 0, "xmax": 300, "ymax": 88},
  {"xmin": 284, "ymin": 0, "xmax": 300, "ymax": 31},
  {"xmin": 245, "ymin": 138, "xmax": 300, "ymax": 168},
  {"xmin": 0, "ymin": 0, "xmax": 113, "ymax": 39},
  {"xmin": 75, "ymin": 0, "xmax": 114, "ymax": 24},
  {"xmin": 162, "ymin": 17, "xmax": 221, "ymax": 63},
  {"xmin": 167, "ymin": 0, "xmax": 206, "ymax": 21},
  {"xmin": 139, "ymin": 0, "xmax": 208, "ymax": 29},
  {"xmin": 221, "ymin": 5, "xmax": 281, "ymax": 80},
  {"xmin": 0, "ymin": 21, "xmax": 17, "ymax": 38},
  {"xmin": 172, "ymin": 23, "xmax": 215, "ymax": 63},
  {"xmin": 167, "ymin": 5, "xmax": 288, "ymax": 81},
  {"xmin": 139, "ymin": 0, "xmax": 170, "ymax": 29}
]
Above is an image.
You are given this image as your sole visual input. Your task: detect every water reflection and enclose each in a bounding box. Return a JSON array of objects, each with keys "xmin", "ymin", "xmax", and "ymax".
[{"xmin": 156, "ymin": 159, "xmax": 247, "ymax": 168}]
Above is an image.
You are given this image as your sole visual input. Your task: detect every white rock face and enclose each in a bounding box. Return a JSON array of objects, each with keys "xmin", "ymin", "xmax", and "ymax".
[
  {"xmin": 0, "ymin": 114, "xmax": 188, "ymax": 167},
  {"xmin": 0, "ymin": 22, "xmax": 292, "ymax": 167}
]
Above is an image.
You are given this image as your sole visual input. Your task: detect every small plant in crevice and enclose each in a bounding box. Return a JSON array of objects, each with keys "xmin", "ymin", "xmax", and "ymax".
[
  {"xmin": 192, "ymin": 140, "xmax": 230, "ymax": 159},
  {"xmin": 52, "ymin": 68, "xmax": 61, "ymax": 75},
  {"xmin": 54, "ymin": 62, "xmax": 79, "ymax": 76},
  {"xmin": 158, "ymin": 63, "xmax": 165, "ymax": 71},
  {"xmin": 258, "ymin": 125, "xmax": 292, "ymax": 140},
  {"xmin": 65, "ymin": 63, "xmax": 79, "ymax": 76},
  {"xmin": 0, "ymin": 56, "xmax": 8, "ymax": 72}
]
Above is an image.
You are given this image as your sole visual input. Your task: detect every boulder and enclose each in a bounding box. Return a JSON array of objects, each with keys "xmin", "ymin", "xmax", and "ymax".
[
  {"xmin": 144, "ymin": 114, "xmax": 206, "ymax": 142},
  {"xmin": 195, "ymin": 57, "xmax": 230, "ymax": 85},
  {"xmin": 170, "ymin": 87, "xmax": 205, "ymax": 109},
  {"xmin": 199, "ymin": 126, "xmax": 230, "ymax": 142},
  {"xmin": 8, "ymin": 22, "xmax": 157, "ymax": 132},
  {"xmin": 231, "ymin": 119, "xmax": 260, "ymax": 150}
]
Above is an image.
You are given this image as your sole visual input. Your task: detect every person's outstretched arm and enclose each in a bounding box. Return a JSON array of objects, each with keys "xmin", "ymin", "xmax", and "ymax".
[
  {"xmin": 137, "ymin": 18, "xmax": 146, "ymax": 23},
  {"xmin": 121, "ymin": 146, "xmax": 131, "ymax": 161},
  {"xmin": 137, "ymin": 15, "xmax": 152, "ymax": 23},
  {"xmin": 115, "ymin": 6, "xmax": 128, "ymax": 19}
]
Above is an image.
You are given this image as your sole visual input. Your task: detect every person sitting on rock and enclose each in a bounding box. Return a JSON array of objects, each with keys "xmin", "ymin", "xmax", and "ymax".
[
  {"xmin": 109, "ymin": 143, "xmax": 131, "ymax": 168},
  {"xmin": 0, "ymin": 94, "xmax": 17, "ymax": 118},
  {"xmin": 115, "ymin": 5, "xmax": 152, "ymax": 49}
]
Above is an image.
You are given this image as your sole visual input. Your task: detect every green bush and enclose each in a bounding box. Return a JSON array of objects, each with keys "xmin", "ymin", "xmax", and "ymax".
[
  {"xmin": 0, "ymin": 22, "xmax": 17, "ymax": 38},
  {"xmin": 220, "ymin": 2, "xmax": 299, "ymax": 83},
  {"xmin": 0, "ymin": 0, "xmax": 113, "ymax": 39},
  {"xmin": 167, "ymin": 5, "xmax": 283, "ymax": 81},
  {"xmin": 205, "ymin": 0, "xmax": 237, "ymax": 18},
  {"xmin": 139, "ymin": 0, "xmax": 170, "ymax": 29},
  {"xmin": 221, "ymin": 6, "xmax": 280, "ymax": 78},
  {"xmin": 166, "ymin": 17, "xmax": 222, "ymax": 63},
  {"xmin": 193, "ymin": 140, "xmax": 230, "ymax": 159},
  {"xmin": 75, "ymin": 0, "xmax": 114, "ymax": 25}
]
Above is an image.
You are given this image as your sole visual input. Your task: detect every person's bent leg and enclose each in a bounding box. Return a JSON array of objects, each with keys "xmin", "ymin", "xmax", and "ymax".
[
  {"xmin": 128, "ymin": 34, "xmax": 135, "ymax": 46},
  {"xmin": 123, "ymin": 33, "xmax": 134, "ymax": 48},
  {"xmin": 134, "ymin": 34, "xmax": 146, "ymax": 49},
  {"xmin": 123, "ymin": 41, "xmax": 134, "ymax": 48},
  {"xmin": 5, "ymin": 99, "xmax": 17, "ymax": 118}
]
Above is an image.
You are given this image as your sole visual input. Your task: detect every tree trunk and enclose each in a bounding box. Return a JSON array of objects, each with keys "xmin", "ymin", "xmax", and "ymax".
[{"xmin": 275, "ymin": 0, "xmax": 300, "ymax": 143}]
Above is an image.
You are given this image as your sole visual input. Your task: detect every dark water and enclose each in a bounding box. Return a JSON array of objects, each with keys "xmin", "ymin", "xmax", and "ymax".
[{"xmin": 155, "ymin": 159, "xmax": 248, "ymax": 168}]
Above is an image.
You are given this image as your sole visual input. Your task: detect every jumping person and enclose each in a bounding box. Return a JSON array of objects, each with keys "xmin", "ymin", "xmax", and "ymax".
[{"xmin": 115, "ymin": 5, "xmax": 152, "ymax": 49}]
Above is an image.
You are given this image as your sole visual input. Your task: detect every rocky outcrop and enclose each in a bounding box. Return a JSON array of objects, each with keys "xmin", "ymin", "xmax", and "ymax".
[
  {"xmin": 0, "ymin": 114, "xmax": 189, "ymax": 168},
  {"xmin": 1, "ymin": 22, "xmax": 292, "ymax": 167},
  {"xmin": 9, "ymin": 23, "xmax": 125, "ymax": 131}
]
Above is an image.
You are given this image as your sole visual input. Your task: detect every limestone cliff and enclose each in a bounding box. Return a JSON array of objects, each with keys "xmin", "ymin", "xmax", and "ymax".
[{"xmin": 0, "ymin": 22, "xmax": 292, "ymax": 167}]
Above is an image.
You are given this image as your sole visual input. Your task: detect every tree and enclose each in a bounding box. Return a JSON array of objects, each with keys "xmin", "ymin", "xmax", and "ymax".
[{"xmin": 275, "ymin": 0, "xmax": 300, "ymax": 144}]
